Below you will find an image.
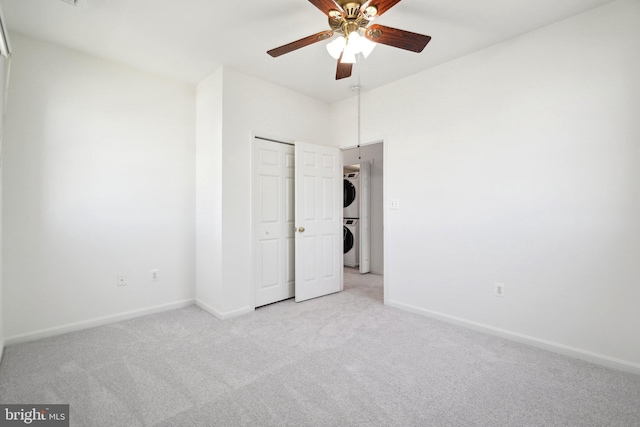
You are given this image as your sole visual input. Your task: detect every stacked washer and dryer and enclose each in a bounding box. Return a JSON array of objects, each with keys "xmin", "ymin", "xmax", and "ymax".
[{"xmin": 343, "ymin": 171, "xmax": 360, "ymax": 267}]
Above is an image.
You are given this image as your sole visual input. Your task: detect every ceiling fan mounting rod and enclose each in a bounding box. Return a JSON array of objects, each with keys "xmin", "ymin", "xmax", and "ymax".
[
  {"xmin": 342, "ymin": 2, "xmax": 363, "ymax": 19},
  {"xmin": 336, "ymin": 0, "xmax": 378, "ymax": 19},
  {"xmin": 329, "ymin": 0, "xmax": 372, "ymax": 37}
]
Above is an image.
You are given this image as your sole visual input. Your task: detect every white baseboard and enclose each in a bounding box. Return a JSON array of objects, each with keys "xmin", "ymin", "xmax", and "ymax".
[
  {"xmin": 195, "ymin": 300, "xmax": 224, "ymax": 319},
  {"xmin": 387, "ymin": 299, "xmax": 640, "ymax": 376},
  {"xmin": 5, "ymin": 299, "xmax": 195, "ymax": 345},
  {"xmin": 195, "ymin": 300, "xmax": 254, "ymax": 320}
]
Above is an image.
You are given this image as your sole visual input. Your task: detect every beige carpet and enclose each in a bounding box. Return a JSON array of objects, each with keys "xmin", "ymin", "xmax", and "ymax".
[{"xmin": 1, "ymin": 268, "xmax": 639, "ymax": 426}]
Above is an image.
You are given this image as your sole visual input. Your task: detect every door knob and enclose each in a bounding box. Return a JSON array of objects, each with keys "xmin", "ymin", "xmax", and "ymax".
[{"xmin": 298, "ymin": 227, "xmax": 305, "ymax": 233}]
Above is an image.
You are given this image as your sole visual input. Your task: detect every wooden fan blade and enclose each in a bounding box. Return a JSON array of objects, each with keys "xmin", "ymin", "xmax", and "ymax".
[
  {"xmin": 308, "ymin": 0, "xmax": 344, "ymax": 16},
  {"xmin": 365, "ymin": 24, "xmax": 431, "ymax": 53},
  {"xmin": 364, "ymin": 0, "xmax": 402, "ymax": 18},
  {"xmin": 336, "ymin": 55, "xmax": 353, "ymax": 80},
  {"xmin": 267, "ymin": 30, "xmax": 334, "ymax": 57}
]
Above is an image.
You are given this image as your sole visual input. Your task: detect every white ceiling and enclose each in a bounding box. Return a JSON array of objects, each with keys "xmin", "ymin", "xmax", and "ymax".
[{"xmin": 0, "ymin": 0, "xmax": 617, "ymax": 103}]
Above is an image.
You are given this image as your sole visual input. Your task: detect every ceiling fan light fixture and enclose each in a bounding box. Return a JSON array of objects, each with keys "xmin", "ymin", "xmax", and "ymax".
[
  {"xmin": 267, "ymin": 0, "xmax": 431, "ymax": 80},
  {"xmin": 341, "ymin": 35, "xmax": 359, "ymax": 62},
  {"xmin": 340, "ymin": 49, "xmax": 357, "ymax": 64},
  {"xmin": 347, "ymin": 31, "xmax": 362, "ymax": 47},
  {"xmin": 326, "ymin": 36, "xmax": 346, "ymax": 59},
  {"xmin": 359, "ymin": 32, "xmax": 376, "ymax": 58},
  {"xmin": 346, "ymin": 31, "xmax": 363, "ymax": 52},
  {"xmin": 331, "ymin": 30, "xmax": 375, "ymax": 62}
]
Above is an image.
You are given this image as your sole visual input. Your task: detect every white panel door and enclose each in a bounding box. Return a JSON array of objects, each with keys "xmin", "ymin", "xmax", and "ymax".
[
  {"xmin": 252, "ymin": 139, "xmax": 295, "ymax": 307},
  {"xmin": 294, "ymin": 141, "xmax": 343, "ymax": 302}
]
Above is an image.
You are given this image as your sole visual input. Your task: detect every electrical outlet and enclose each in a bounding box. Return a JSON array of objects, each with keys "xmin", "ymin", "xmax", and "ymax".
[
  {"xmin": 150, "ymin": 269, "xmax": 159, "ymax": 281},
  {"xmin": 117, "ymin": 274, "xmax": 127, "ymax": 287},
  {"xmin": 390, "ymin": 199, "xmax": 399, "ymax": 210},
  {"xmin": 494, "ymin": 282, "xmax": 505, "ymax": 298}
]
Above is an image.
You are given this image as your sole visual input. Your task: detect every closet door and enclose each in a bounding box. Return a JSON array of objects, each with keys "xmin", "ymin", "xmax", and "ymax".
[
  {"xmin": 294, "ymin": 141, "xmax": 343, "ymax": 302},
  {"xmin": 252, "ymin": 138, "xmax": 343, "ymax": 306},
  {"xmin": 252, "ymin": 139, "xmax": 295, "ymax": 307}
]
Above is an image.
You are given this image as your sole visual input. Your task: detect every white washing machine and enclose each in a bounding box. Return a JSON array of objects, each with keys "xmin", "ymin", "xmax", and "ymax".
[
  {"xmin": 343, "ymin": 219, "xmax": 359, "ymax": 267},
  {"xmin": 343, "ymin": 172, "xmax": 359, "ymax": 219}
]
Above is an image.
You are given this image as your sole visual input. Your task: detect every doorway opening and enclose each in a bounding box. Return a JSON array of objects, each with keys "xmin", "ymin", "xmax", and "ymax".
[{"xmin": 342, "ymin": 141, "xmax": 385, "ymax": 302}]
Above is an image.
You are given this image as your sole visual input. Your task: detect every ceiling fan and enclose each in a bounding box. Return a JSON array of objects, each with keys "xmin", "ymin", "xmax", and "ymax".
[{"xmin": 267, "ymin": 0, "xmax": 431, "ymax": 80}]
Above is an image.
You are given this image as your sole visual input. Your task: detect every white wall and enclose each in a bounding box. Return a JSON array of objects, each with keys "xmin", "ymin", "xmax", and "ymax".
[
  {"xmin": 195, "ymin": 68, "xmax": 223, "ymax": 315},
  {"xmin": 331, "ymin": 0, "xmax": 640, "ymax": 371},
  {"xmin": 0, "ymin": 53, "xmax": 8, "ymax": 359},
  {"xmin": 196, "ymin": 67, "xmax": 331, "ymax": 317},
  {"xmin": 343, "ymin": 143, "xmax": 384, "ymax": 274},
  {"xmin": 2, "ymin": 34, "xmax": 196, "ymax": 341},
  {"xmin": 3, "ymin": 1, "xmax": 637, "ymax": 375}
]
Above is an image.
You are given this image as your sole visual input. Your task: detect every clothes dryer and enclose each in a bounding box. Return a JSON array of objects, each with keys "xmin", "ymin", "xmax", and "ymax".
[
  {"xmin": 343, "ymin": 219, "xmax": 359, "ymax": 267},
  {"xmin": 343, "ymin": 172, "xmax": 359, "ymax": 219}
]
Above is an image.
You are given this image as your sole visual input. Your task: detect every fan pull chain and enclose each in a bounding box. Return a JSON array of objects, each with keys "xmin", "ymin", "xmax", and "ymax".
[{"xmin": 350, "ymin": 60, "xmax": 362, "ymax": 160}]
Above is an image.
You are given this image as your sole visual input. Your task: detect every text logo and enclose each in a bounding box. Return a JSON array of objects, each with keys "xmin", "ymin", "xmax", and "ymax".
[{"xmin": 0, "ymin": 405, "xmax": 69, "ymax": 426}]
